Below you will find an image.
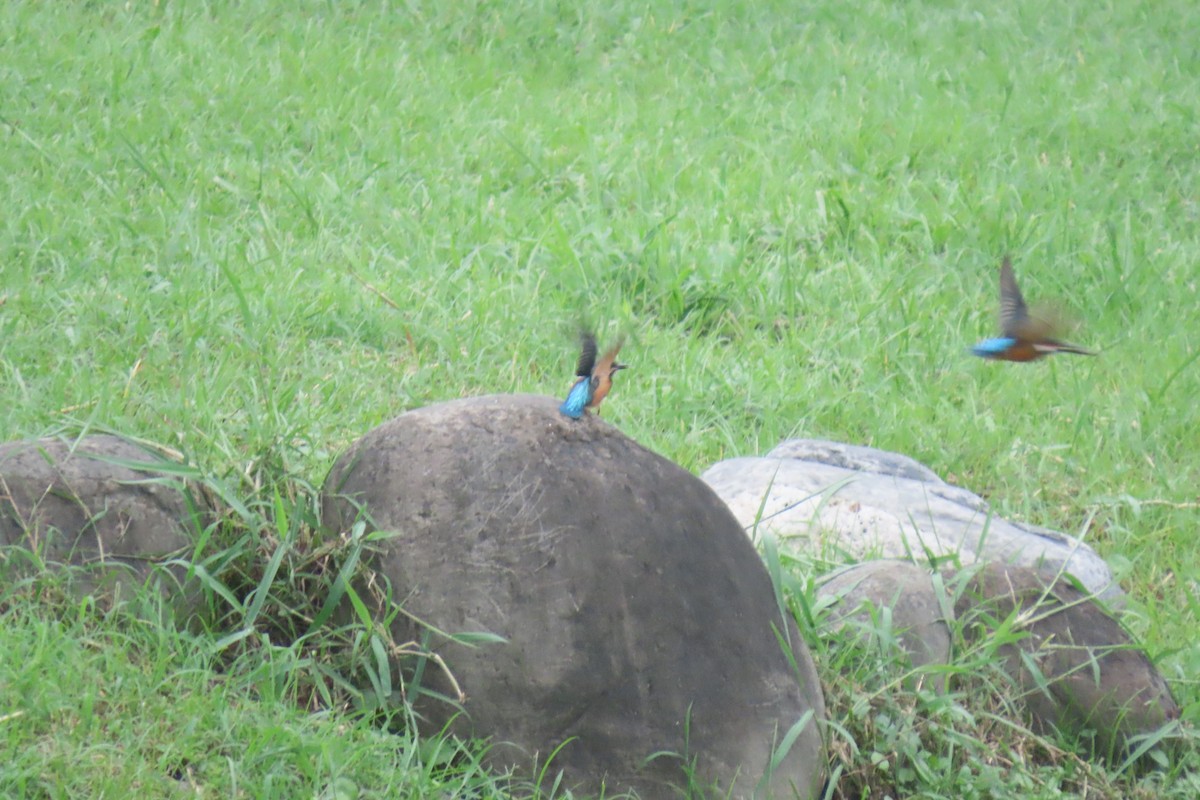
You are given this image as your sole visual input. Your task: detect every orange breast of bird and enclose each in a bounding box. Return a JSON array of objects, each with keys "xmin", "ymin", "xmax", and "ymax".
[
  {"xmin": 587, "ymin": 375, "xmax": 612, "ymax": 409},
  {"xmin": 999, "ymin": 342, "xmax": 1045, "ymax": 362}
]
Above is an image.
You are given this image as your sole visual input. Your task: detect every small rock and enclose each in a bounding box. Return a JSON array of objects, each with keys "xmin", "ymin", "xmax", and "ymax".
[
  {"xmin": 0, "ymin": 434, "xmax": 207, "ymax": 616},
  {"xmin": 949, "ymin": 563, "xmax": 1179, "ymax": 760},
  {"xmin": 817, "ymin": 560, "xmax": 952, "ymax": 692}
]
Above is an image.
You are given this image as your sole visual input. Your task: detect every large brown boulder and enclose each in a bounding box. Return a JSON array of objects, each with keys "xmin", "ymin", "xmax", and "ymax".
[
  {"xmin": 0, "ymin": 434, "xmax": 207, "ymax": 615},
  {"xmin": 321, "ymin": 395, "xmax": 827, "ymax": 799}
]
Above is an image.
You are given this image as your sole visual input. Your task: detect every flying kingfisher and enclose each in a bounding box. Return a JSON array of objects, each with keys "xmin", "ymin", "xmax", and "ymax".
[
  {"xmin": 971, "ymin": 257, "xmax": 1095, "ymax": 362},
  {"xmin": 559, "ymin": 331, "xmax": 627, "ymax": 419}
]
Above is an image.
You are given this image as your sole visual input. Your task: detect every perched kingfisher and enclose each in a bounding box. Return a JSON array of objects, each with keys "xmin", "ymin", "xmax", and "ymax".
[
  {"xmin": 559, "ymin": 332, "xmax": 627, "ymax": 419},
  {"xmin": 971, "ymin": 257, "xmax": 1095, "ymax": 362}
]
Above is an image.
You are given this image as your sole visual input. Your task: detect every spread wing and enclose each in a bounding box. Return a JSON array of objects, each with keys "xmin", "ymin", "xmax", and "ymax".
[
  {"xmin": 594, "ymin": 337, "xmax": 624, "ymax": 376},
  {"xmin": 998, "ymin": 257, "xmax": 1030, "ymax": 337},
  {"xmin": 574, "ymin": 332, "xmax": 598, "ymax": 377},
  {"xmin": 1010, "ymin": 312, "xmax": 1057, "ymax": 343}
]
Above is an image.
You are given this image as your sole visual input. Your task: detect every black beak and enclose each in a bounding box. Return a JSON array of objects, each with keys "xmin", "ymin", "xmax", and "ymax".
[{"xmin": 612, "ymin": 363, "xmax": 629, "ymax": 372}]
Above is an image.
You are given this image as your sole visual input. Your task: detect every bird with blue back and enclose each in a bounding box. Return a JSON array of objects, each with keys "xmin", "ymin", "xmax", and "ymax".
[
  {"xmin": 559, "ymin": 331, "xmax": 627, "ymax": 419},
  {"xmin": 971, "ymin": 257, "xmax": 1095, "ymax": 362}
]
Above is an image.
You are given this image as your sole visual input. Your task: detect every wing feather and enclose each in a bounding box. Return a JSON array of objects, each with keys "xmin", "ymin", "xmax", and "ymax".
[
  {"xmin": 593, "ymin": 337, "xmax": 624, "ymax": 376},
  {"xmin": 574, "ymin": 332, "xmax": 598, "ymax": 377},
  {"xmin": 998, "ymin": 256, "xmax": 1029, "ymax": 337}
]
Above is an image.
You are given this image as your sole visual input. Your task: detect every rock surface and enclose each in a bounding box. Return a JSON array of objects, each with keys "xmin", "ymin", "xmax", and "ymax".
[
  {"xmin": 817, "ymin": 560, "xmax": 952, "ymax": 691},
  {"xmin": 321, "ymin": 395, "xmax": 827, "ymax": 799},
  {"xmin": 951, "ymin": 563, "xmax": 1179, "ymax": 760},
  {"xmin": 701, "ymin": 439, "xmax": 1119, "ymax": 601},
  {"xmin": 0, "ymin": 434, "xmax": 205, "ymax": 612}
]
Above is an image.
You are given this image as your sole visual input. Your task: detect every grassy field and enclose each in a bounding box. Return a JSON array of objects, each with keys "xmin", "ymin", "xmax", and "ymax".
[{"xmin": 2, "ymin": 0, "xmax": 1198, "ymax": 796}]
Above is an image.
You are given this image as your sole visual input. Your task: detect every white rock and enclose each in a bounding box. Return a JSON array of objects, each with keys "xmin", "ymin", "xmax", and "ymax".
[{"xmin": 701, "ymin": 439, "xmax": 1120, "ymax": 601}]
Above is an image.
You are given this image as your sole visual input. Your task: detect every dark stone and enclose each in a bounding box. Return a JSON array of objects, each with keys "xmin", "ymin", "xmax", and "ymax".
[
  {"xmin": 950, "ymin": 563, "xmax": 1179, "ymax": 760},
  {"xmin": 817, "ymin": 560, "xmax": 952, "ymax": 692},
  {"xmin": 321, "ymin": 395, "xmax": 826, "ymax": 799},
  {"xmin": 0, "ymin": 434, "xmax": 207, "ymax": 614}
]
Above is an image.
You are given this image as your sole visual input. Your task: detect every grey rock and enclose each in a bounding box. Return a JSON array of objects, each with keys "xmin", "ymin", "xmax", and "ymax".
[
  {"xmin": 950, "ymin": 563, "xmax": 1179, "ymax": 761},
  {"xmin": 817, "ymin": 560, "xmax": 952, "ymax": 692},
  {"xmin": 0, "ymin": 434, "xmax": 206, "ymax": 615},
  {"xmin": 321, "ymin": 395, "xmax": 827, "ymax": 800},
  {"xmin": 768, "ymin": 440, "xmax": 945, "ymax": 485},
  {"xmin": 701, "ymin": 439, "xmax": 1119, "ymax": 602}
]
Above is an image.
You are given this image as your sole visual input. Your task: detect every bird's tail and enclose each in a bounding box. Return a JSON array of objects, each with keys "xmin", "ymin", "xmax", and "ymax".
[{"xmin": 1050, "ymin": 341, "xmax": 1096, "ymax": 356}]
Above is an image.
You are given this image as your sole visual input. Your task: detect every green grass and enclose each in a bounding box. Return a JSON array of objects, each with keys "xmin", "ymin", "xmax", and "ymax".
[
  {"xmin": 1, "ymin": 0, "xmax": 1198, "ymax": 796},
  {"xmin": 0, "ymin": 573, "xmax": 513, "ymax": 798}
]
